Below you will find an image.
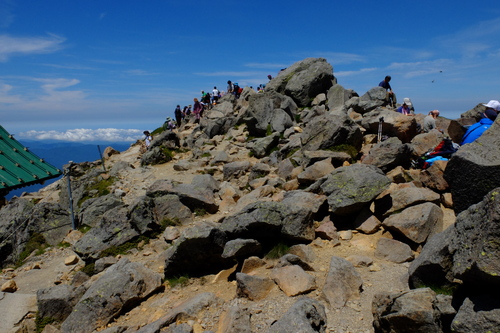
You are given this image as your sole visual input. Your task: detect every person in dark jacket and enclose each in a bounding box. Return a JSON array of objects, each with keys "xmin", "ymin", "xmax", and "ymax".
[
  {"xmin": 174, "ymin": 105, "xmax": 182, "ymax": 127},
  {"xmin": 379, "ymin": 75, "xmax": 396, "ymax": 107},
  {"xmin": 461, "ymin": 108, "xmax": 497, "ymax": 145}
]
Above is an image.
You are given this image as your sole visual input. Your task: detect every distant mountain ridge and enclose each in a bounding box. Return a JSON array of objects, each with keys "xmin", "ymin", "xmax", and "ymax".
[{"xmin": 6, "ymin": 140, "xmax": 133, "ymax": 199}]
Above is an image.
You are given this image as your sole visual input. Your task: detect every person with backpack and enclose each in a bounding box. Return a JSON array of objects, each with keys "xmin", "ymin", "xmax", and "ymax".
[
  {"xmin": 233, "ymin": 82, "xmax": 240, "ymax": 98},
  {"xmin": 461, "ymin": 107, "xmax": 498, "ymax": 145},
  {"xmin": 174, "ymin": 105, "xmax": 183, "ymax": 127},
  {"xmin": 227, "ymin": 81, "xmax": 234, "ymax": 95}
]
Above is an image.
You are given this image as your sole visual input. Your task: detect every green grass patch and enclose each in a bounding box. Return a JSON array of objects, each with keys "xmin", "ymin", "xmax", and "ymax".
[
  {"xmin": 201, "ymin": 152, "xmax": 211, "ymax": 158},
  {"xmin": 194, "ymin": 208, "xmax": 207, "ymax": 216},
  {"xmin": 35, "ymin": 314, "xmax": 56, "ymax": 333},
  {"xmin": 80, "ymin": 262, "xmax": 95, "ymax": 276},
  {"xmin": 78, "ymin": 225, "xmax": 91, "ymax": 234},
  {"xmin": 57, "ymin": 241, "xmax": 71, "ymax": 248},
  {"xmin": 160, "ymin": 217, "xmax": 182, "ymax": 228},
  {"xmin": 416, "ymin": 283, "xmax": 457, "ymax": 296},
  {"xmin": 167, "ymin": 275, "xmax": 190, "ymax": 288},
  {"xmin": 326, "ymin": 144, "xmax": 358, "ymax": 159},
  {"xmin": 16, "ymin": 233, "xmax": 48, "ymax": 266},
  {"xmin": 99, "ymin": 235, "xmax": 149, "ymax": 258},
  {"xmin": 285, "ymin": 148, "xmax": 300, "ymax": 159},
  {"xmin": 77, "ymin": 176, "xmax": 116, "ymax": 207},
  {"xmin": 266, "ymin": 124, "xmax": 273, "ymax": 136},
  {"xmin": 265, "ymin": 242, "xmax": 290, "ymax": 259}
]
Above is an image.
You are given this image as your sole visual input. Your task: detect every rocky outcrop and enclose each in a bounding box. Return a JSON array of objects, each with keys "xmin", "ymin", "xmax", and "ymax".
[
  {"xmin": 444, "ymin": 117, "xmax": 500, "ymax": 213},
  {"xmin": 266, "ymin": 57, "xmax": 335, "ymax": 107}
]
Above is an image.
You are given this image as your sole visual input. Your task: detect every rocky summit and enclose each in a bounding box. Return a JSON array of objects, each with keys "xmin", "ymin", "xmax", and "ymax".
[{"xmin": 1, "ymin": 57, "xmax": 500, "ymax": 333}]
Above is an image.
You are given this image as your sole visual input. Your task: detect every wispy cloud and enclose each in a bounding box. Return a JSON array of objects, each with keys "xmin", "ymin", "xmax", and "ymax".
[
  {"xmin": 335, "ymin": 67, "xmax": 377, "ymax": 77},
  {"xmin": 244, "ymin": 62, "xmax": 289, "ymax": 69},
  {"xmin": 19, "ymin": 128, "xmax": 142, "ymax": 142},
  {"xmin": 123, "ymin": 69, "xmax": 159, "ymax": 76},
  {"xmin": 0, "ymin": 33, "xmax": 65, "ymax": 62}
]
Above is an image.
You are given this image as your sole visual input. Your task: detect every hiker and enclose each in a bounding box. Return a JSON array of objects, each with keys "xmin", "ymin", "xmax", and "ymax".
[
  {"xmin": 186, "ymin": 105, "xmax": 192, "ymax": 116},
  {"xmin": 143, "ymin": 131, "xmax": 152, "ymax": 150},
  {"xmin": 174, "ymin": 105, "xmax": 183, "ymax": 127},
  {"xmin": 267, "ymin": 74, "xmax": 273, "ymax": 80},
  {"xmin": 193, "ymin": 98, "xmax": 202, "ymax": 123},
  {"xmin": 403, "ymin": 97, "xmax": 415, "ymax": 113},
  {"xmin": 203, "ymin": 92, "xmax": 211, "ymax": 111},
  {"xmin": 379, "ymin": 75, "xmax": 396, "ymax": 107},
  {"xmin": 461, "ymin": 108, "xmax": 497, "ymax": 145},
  {"xmin": 182, "ymin": 106, "xmax": 188, "ymax": 120},
  {"xmin": 396, "ymin": 103, "xmax": 412, "ymax": 115},
  {"xmin": 164, "ymin": 117, "xmax": 176, "ymax": 131},
  {"xmin": 423, "ymin": 110, "xmax": 440, "ymax": 132},
  {"xmin": 233, "ymin": 82, "xmax": 242, "ymax": 98},
  {"xmin": 227, "ymin": 80, "xmax": 234, "ymax": 95},
  {"xmin": 212, "ymin": 86, "xmax": 219, "ymax": 105}
]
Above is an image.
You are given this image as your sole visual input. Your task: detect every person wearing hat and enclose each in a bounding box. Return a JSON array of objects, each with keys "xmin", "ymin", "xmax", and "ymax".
[
  {"xmin": 483, "ymin": 100, "xmax": 500, "ymax": 112},
  {"xmin": 461, "ymin": 107, "xmax": 497, "ymax": 145},
  {"xmin": 396, "ymin": 103, "xmax": 412, "ymax": 115}
]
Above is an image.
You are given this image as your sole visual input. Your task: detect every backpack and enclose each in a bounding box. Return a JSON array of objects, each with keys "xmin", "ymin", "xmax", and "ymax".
[{"xmin": 412, "ymin": 138, "xmax": 458, "ymax": 169}]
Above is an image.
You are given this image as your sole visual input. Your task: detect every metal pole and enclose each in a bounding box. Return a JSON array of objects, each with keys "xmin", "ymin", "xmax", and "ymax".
[
  {"xmin": 65, "ymin": 162, "xmax": 76, "ymax": 230},
  {"xmin": 97, "ymin": 145, "xmax": 106, "ymax": 172}
]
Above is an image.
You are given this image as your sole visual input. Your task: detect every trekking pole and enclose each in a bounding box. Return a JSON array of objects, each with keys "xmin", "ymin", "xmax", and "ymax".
[
  {"xmin": 377, "ymin": 117, "xmax": 384, "ymax": 142},
  {"xmin": 97, "ymin": 145, "xmax": 106, "ymax": 172}
]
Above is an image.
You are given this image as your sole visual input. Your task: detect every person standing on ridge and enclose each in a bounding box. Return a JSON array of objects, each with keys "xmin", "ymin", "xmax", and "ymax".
[
  {"xmin": 379, "ymin": 75, "xmax": 396, "ymax": 108},
  {"xmin": 174, "ymin": 105, "xmax": 182, "ymax": 127},
  {"xmin": 227, "ymin": 80, "xmax": 234, "ymax": 95},
  {"xmin": 212, "ymin": 86, "xmax": 219, "ymax": 105}
]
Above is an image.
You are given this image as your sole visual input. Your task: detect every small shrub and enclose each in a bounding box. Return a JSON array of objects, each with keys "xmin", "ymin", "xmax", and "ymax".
[
  {"xmin": 35, "ymin": 315, "xmax": 56, "ymax": 333},
  {"xmin": 17, "ymin": 233, "xmax": 48, "ymax": 266},
  {"xmin": 201, "ymin": 152, "xmax": 211, "ymax": 158},
  {"xmin": 99, "ymin": 236, "xmax": 149, "ymax": 258},
  {"xmin": 295, "ymin": 114, "xmax": 301, "ymax": 123},
  {"xmin": 265, "ymin": 242, "xmax": 290, "ymax": 259},
  {"xmin": 78, "ymin": 225, "xmax": 91, "ymax": 234},
  {"xmin": 160, "ymin": 217, "xmax": 182, "ymax": 228},
  {"xmin": 167, "ymin": 275, "xmax": 190, "ymax": 288},
  {"xmin": 57, "ymin": 242, "xmax": 71, "ymax": 248},
  {"xmin": 248, "ymin": 151, "xmax": 254, "ymax": 157},
  {"xmin": 327, "ymin": 144, "xmax": 358, "ymax": 159},
  {"xmin": 194, "ymin": 208, "xmax": 207, "ymax": 216},
  {"xmin": 266, "ymin": 124, "xmax": 273, "ymax": 136},
  {"xmin": 77, "ymin": 176, "xmax": 116, "ymax": 207},
  {"xmin": 80, "ymin": 263, "xmax": 95, "ymax": 276}
]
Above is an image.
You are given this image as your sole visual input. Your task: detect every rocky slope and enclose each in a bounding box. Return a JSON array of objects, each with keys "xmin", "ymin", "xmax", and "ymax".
[{"xmin": 1, "ymin": 57, "xmax": 500, "ymax": 333}]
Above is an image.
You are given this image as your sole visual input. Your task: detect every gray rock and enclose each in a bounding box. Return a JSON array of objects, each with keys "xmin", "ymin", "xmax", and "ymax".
[
  {"xmin": 134, "ymin": 293, "xmax": 219, "ymax": 333},
  {"xmin": 301, "ymin": 112, "xmax": 363, "ymax": 151},
  {"xmin": 61, "ymin": 259, "xmax": 162, "ymax": 333},
  {"xmin": 266, "ymin": 57, "xmax": 334, "ymax": 107},
  {"xmin": 73, "ymin": 206, "xmax": 139, "ymax": 260},
  {"xmin": 382, "ymin": 203, "xmax": 443, "ymax": 244},
  {"xmin": 276, "ymin": 254, "xmax": 315, "ymax": 271},
  {"xmin": 297, "ymin": 158, "xmax": 335, "ymax": 186},
  {"xmin": 146, "ymin": 179, "xmax": 218, "ymax": 214},
  {"xmin": 191, "ymin": 174, "xmax": 220, "ymax": 192},
  {"xmin": 109, "ymin": 160, "xmax": 133, "ymax": 177},
  {"xmin": 450, "ymin": 296, "xmax": 500, "ymax": 333},
  {"xmin": 217, "ymin": 302, "xmax": 252, "ymax": 333},
  {"xmin": 264, "ymin": 297, "xmax": 327, "ymax": 333},
  {"xmin": 152, "ymin": 195, "xmax": 193, "ymax": 225},
  {"xmin": 302, "ymin": 150, "xmax": 351, "ymax": 168},
  {"xmin": 94, "ymin": 256, "xmax": 118, "ymax": 274},
  {"xmin": 321, "ymin": 256, "xmax": 363, "ymax": 308},
  {"xmin": 327, "ymin": 84, "xmax": 357, "ymax": 110},
  {"xmin": 375, "ymin": 238, "xmax": 414, "ymax": 263},
  {"xmin": 372, "ymin": 288, "xmax": 444, "ymax": 333},
  {"xmin": 359, "ymin": 109, "xmax": 418, "ymax": 143},
  {"xmin": 222, "ymin": 239, "xmax": 262, "ymax": 258},
  {"xmin": 223, "ymin": 161, "xmax": 251, "ymax": 181},
  {"xmin": 249, "ymin": 133, "xmax": 280, "ymax": 158},
  {"xmin": 361, "ymin": 137, "xmax": 412, "ymax": 172},
  {"xmin": 288, "ymin": 244, "xmax": 316, "ymax": 262},
  {"xmin": 271, "ymin": 265, "xmax": 316, "ymax": 297},
  {"xmin": 444, "ymin": 118, "xmax": 500, "ymax": 213},
  {"xmin": 319, "ymin": 164, "xmax": 391, "ymax": 216},
  {"xmin": 375, "ymin": 186, "xmax": 441, "ymax": 218},
  {"xmin": 37, "ymin": 284, "xmax": 85, "ymax": 322},
  {"xmin": 162, "ymin": 222, "xmax": 233, "ymax": 278},
  {"xmin": 235, "ymin": 273, "xmax": 275, "ymax": 301},
  {"xmin": 249, "ymin": 163, "xmax": 271, "ymax": 181}
]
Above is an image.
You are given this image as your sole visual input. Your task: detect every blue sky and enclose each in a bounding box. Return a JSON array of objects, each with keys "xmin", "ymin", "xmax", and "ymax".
[{"xmin": 1, "ymin": 1, "xmax": 500, "ymax": 142}]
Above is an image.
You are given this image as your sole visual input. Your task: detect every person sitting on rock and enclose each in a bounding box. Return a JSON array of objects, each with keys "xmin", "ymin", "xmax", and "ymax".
[
  {"xmin": 423, "ymin": 110, "xmax": 440, "ymax": 132},
  {"xmin": 403, "ymin": 97, "xmax": 415, "ymax": 113},
  {"xmin": 396, "ymin": 102, "xmax": 412, "ymax": 115},
  {"xmin": 461, "ymin": 108, "xmax": 497, "ymax": 145},
  {"xmin": 379, "ymin": 75, "xmax": 396, "ymax": 107}
]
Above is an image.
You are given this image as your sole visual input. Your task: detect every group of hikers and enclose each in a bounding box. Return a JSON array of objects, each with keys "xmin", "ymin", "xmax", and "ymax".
[{"xmin": 379, "ymin": 75, "xmax": 499, "ymax": 167}]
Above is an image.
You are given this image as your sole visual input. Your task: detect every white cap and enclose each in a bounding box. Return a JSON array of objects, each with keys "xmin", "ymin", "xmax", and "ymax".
[{"xmin": 483, "ymin": 100, "xmax": 500, "ymax": 111}]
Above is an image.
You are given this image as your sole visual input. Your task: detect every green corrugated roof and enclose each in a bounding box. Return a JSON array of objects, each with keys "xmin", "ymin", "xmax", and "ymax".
[{"xmin": 0, "ymin": 125, "xmax": 62, "ymax": 196}]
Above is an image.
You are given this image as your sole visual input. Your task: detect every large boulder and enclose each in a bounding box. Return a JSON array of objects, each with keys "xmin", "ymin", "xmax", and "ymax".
[
  {"xmin": 78, "ymin": 194, "xmax": 124, "ymax": 228},
  {"xmin": 162, "ymin": 222, "xmax": 233, "ymax": 278},
  {"xmin": 409, "ymin": 187, "xmax": 500, "ymax": 290},
  {"xmin": 444, "ymin": 118, "xmax": 500, "ymax": 213},
  {"xmin": 266, "ymin": 57, "xmax": 335, "ymax": 107},
  {"xmin": 146, "ymin": 179, "xmax": 218, "ymax": 214},
  {"xmin": 353, "ymin": 87, "xmax": 388, "ymax": 113},
  {"xmin": 60, "ymin": 259, "xmax": 162, "ymax": 333},
  {"xmin": 359, "ymin": 109, "xmax": 418, "ymax": 143},
  {"xmin": 319, "ymin": 164, "xmax": 391, "ymax": 216},
  {"xmin": 372, "ymin": 288, "xmax": 452, "ymax": 333},
  {"xmin": 239, "ymin": 91, "xmax": 296, "ymax": 137},
  {"xmin": 300, "ymin": 112, "xmax": 363, "ymax": 151},
  {"xmin": 73, "ymin": 206, "xmax": 139, "ymax": 260},
  {"xmin": 321, "ymin": 256, "xmax": 363, "ymax": 308},
  {"xmin": 264, "ymin": 297, "xmax": 327, "ymax": 333},
  {"xmin": 327, "ymin": 84, "xmax": 357, "ymax": 111},
  {"xmin": 361, "ymin": 137, "xmax": 412, "ymax": 172}
]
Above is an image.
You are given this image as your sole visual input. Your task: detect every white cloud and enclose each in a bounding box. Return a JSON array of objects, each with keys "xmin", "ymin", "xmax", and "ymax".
[
  {"xmin": 244, "ymin": 62, "xmax": 289, "ymax": 69},
  {"xmin": 19, "ymin": 128, "xmax": 143, "ymax": 142},
  {"xmin": 335, "ymin": 67, "xmax": 377, "ymax": 77},
  {"xmin": 0, "ymin": 0, "xmax": 15, "ymax": 28},
  {"xmin": 0, "ymin": 33, "xmax": 65, "ymax": 62}
]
